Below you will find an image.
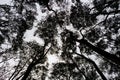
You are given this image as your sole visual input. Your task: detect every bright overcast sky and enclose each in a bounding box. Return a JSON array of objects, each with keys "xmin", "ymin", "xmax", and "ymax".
[
  {"xmin": 0, "ymin": 0, "xmax": 93, "ymax": 5},
  {"xmin": 0, "ymin": 0, "xmax": 13, "ymax": 5}
]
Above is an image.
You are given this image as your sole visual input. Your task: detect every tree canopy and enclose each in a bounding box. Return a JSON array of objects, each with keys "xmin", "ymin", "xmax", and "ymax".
[{"xmin": 0, "ymin": 0, "xmax": 120, "ymax": 80}]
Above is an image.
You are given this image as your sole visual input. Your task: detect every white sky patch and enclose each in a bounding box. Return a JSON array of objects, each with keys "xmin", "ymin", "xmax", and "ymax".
[
  {"xmin": 8, "ymin": 58, "xmax": 19, "ymax": 67},
  {"xmin": 51, "ymin": 1, "xmax": 60, "ymax": 11},
  {"xmin": 23, "ymin": 26, "xmax": 44, "ymax": 46},
  {"xmin": 105, "ymin": 47, "xmax": 112, "ymax": 52},
  {"xmin": 66, "ymin": 24, "xmax": 77, "ymax": 32},
  {"xmin": 0, "ymin": 39, "xmax": 12, "ymax": 52},
  {"xmin": 80, "ymin": 0, "xmax": 93, "ymax": 4},
  {"xmin": 81, "ymin": 29, "xmax": 86, "ymax": 35},
  {"xmin": 35, "ymin": 3, "xmax": 47, "ymax": 21},
  {"xmin": 96, "ymin": 15, "xmax": 105, "ymax": 23},
  {"xmin": 0, "ymin": 0, "xmax": 13, "ymax": 5},
  {"xmin": 88, "ymin": 54, "xmax": 101, "ymax": 65},
  {"xmin": 55, "ymin": 35, "xmax": 62, "ymax": 48},
  {"xmin": 63, "ymin": 0, "xmax": 75, "ymax": 12},
  {"xmin": 47, "ymin": 54, "xmax": 59, "ymax": 66},
  {"xmin": 50, "ymin": 0, "xmax": 74, "ymax": 13},
  {"xmin": 76, "ymin": 47, "xmax": 80, "ymax": 53},
  {"xmin": 80, "ymin": 0, "xmax": 94, "ymax": 8},
  {"xmin": 1, "ymin": 16, "xmax": 8, "ymax": 21}
]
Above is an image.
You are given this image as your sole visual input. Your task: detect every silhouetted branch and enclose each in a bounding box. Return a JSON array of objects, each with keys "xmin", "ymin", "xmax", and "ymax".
[
  {"xmin": 92, "ymin": 10, "xmax": 120, "ymax": 17},
  {"xmin": 68, "ymin": 53, "xmax": 89, "ymax": 80},
  {"xmin": 75, "ymin": 53, "xmax": 107, "ymax": 80},
  {"xmin": 76, "ymin": 38, "xmax": 120, "ymax": 66}
]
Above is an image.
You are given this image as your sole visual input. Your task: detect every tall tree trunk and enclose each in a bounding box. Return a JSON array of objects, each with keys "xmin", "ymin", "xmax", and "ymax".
[
  {"xmin": 76, "ymin": 38, "xmax": 120, "ymax": 66},
  {"xmin": 21, "ymin": 44, "xmax": 51, "ymax": 80},
  {"xmin": 21, "ymin": 62, "xmax": 35, "ymax": 80},
  {"xmin": 75, "ymin": 53, "xmax": 107, "ymax": 80},
  {"xmin": 68, "ymin": 54, "xmax": 89, "ymax": 80}
]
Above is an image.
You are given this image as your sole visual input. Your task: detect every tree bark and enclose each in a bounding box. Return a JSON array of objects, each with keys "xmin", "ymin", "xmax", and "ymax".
[{"xmin": 76, "ymin": 38, "xmax": 120, "ymax": 66}]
